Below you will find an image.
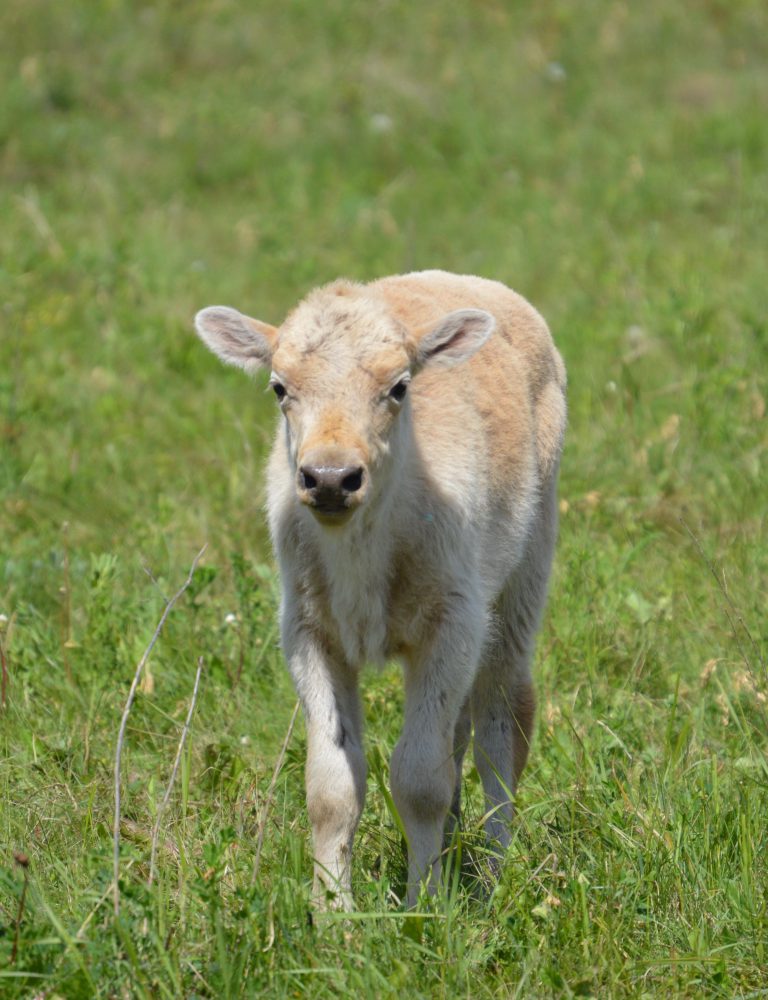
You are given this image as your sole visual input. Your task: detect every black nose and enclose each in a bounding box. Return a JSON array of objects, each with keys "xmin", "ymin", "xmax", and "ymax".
[{"xmin": 299, "ymin": 465, "xmax": 364, "ymax": 512}]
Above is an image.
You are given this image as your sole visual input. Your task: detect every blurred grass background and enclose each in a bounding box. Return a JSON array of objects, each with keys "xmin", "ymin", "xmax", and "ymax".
[{"xmin": 1, "ymin": 0, "xmax": 767, "ymax": 996}]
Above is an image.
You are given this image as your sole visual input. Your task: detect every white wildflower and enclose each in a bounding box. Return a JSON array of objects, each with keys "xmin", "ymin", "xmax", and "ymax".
[
  {"xmin": 369, "ymin": 113, "xmax": 394, "ymax": 134},
  {"xmin": 545, "ymin": 62, "xmax": 567, "ymax": 82}
]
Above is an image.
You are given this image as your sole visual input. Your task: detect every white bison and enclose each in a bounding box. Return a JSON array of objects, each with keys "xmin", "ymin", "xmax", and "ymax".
[{"xmin": 196, "ymin": 270, "xmax": 566, "ymax": 908}]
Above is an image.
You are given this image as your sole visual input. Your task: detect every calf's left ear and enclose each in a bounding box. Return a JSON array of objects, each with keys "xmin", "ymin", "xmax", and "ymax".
[
  {"xmin": 412, "ymin": 309, "xmax": 495, "ymax": 371},
  {"xmin": 195, "ymin": 306, "xmax": 278, "ymax": 374}
]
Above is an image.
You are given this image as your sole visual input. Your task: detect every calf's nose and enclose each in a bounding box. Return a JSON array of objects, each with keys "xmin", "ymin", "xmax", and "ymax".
[{"xmin": 298, "ymin": 464, "xmax": 364, "ymax": 512}]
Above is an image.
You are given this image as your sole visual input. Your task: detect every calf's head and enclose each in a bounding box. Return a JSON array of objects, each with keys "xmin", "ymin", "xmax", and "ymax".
[{"xmin": 195, "ymin": 282, "xmax": 494, "ymax": 524}]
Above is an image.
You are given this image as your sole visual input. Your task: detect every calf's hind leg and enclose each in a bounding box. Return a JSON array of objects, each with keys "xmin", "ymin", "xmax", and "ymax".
[
  {"xmin": 471, "ymin": 634, "xmax": 536, "ymax": 850},
  {"xmin": 472, "ymin": 490, "xmax": 557, "ymax": 851}
]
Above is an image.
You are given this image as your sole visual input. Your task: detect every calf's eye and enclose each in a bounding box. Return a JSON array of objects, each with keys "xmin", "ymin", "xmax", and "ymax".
[
  {"xmin": 389, "ymin": 380, "xmax": 408, "ymax": 402},
  {"xmin": 271, "ymin": 382, "xmax": 287, "ymax": 401}
]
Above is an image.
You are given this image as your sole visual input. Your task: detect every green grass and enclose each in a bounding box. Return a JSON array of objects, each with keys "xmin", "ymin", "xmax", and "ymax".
[{"xmin": 1, "ymin": 0, "xmax": 767, "ymax": 995}]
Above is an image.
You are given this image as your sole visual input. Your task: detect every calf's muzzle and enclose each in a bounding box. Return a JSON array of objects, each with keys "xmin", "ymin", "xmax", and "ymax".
[{"xmin": 297, "ymin": 462, "xmax": 366, "ymax": 517}]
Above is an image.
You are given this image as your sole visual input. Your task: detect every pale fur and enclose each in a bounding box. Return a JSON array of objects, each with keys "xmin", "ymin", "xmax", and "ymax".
[{"xmin": 195, "ymin": 270, "xmax": 566, "ymax": 909}]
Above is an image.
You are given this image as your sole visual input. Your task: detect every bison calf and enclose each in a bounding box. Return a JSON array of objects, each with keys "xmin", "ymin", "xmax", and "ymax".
[{"xmin": 196, "ymin": 270, "xmax": 566, "ymax": 908}]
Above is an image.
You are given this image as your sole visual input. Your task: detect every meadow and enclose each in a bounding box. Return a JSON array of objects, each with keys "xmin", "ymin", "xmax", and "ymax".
[{"xmin": 1, "ymin": 0, "xmax": 766, "ymax": 995}]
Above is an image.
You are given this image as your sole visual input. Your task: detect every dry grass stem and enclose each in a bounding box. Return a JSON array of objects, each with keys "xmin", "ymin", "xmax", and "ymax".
[
  {"xmin": 251, "ymin": 700, "xmax": 300, "ymax": 885},
  {"xmin": 148, "ymin": 654, "xmax": 205, "ymax": 886},
  {"xmin": 76, "ymin": 860, "xmax": 135, "ymax": 941},
  {"xmin": 113, "ymin": 544, "xmax": 207, "ymax": 917}
]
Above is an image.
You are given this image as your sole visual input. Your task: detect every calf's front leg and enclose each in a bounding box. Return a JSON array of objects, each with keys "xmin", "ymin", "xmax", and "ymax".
[
  {"xmin": 285, "ymin": 626, "xmax": 366, "ymax": 911},
  {"xmin": 391, "ymin": 608, "xmax": 484, "ymax": 906}
]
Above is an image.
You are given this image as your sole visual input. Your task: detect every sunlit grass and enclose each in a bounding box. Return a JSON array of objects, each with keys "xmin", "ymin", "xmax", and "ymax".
[{"xmin": 1, "ymin": 0, "xmax": 766, "ymax": 995}]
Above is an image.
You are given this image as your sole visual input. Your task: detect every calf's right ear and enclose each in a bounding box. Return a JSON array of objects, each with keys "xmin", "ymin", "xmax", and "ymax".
[{"xmin": 195, "ymin": 306, "xmax": 278, "ymax": 374}]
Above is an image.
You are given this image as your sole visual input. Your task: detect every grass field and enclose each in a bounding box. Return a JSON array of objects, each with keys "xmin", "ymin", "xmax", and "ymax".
[{"xmin": 1, "ymin": 0, "xmax": 767, "ymax": 995}]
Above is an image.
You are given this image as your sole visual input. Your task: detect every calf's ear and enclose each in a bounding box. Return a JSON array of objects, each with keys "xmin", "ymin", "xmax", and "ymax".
[
  {"xmin": 412, "ymin": 309, "xmax": 495, "ymax": 371},
  {"xmin": 195, "ymin": 306, "xmax": 278, "ymax": 374}
]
